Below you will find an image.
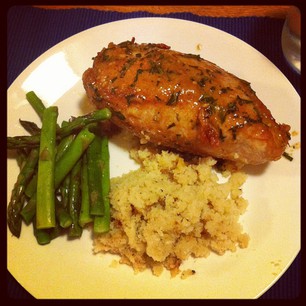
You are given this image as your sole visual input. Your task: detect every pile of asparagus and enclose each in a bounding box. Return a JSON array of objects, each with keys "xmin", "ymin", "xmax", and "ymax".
[{"xmin": 7, "ymin": 91, "xmax": 112, "ymax": 245}]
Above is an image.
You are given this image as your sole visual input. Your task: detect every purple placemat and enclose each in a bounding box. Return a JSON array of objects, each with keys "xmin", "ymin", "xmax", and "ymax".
[{"xmin": 7, "ymin": 5, "xmax": 301, "ymax": 299}]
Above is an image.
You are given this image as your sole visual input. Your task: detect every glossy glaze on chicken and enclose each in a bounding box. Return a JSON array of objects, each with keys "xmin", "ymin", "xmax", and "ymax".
[{"xmin": 83, "ymin": 39, "xmax": 290, "ymax": 165}]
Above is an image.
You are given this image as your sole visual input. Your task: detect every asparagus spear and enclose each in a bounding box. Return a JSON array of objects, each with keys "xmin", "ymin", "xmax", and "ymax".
[
  {"xmin": 20, "ymin": 196, "xmax": 36, "ymax": 225},
  {"xmin": 59, "ymin": 173, "xmax": 70, "ymax": 210},
  {"xmin": 7, "ymin": 108, "xmax": 112, "ymax": 149},
  {"xmin": 19, "ymin": 119, "xmax": 41, "ymax": 135},
  {"xmin": 26, "ymin": 91, "xmax": 46, "ymax": 120},
  {"xmin": 59, "ymin": 109, "xmax": 111, "ymax": 139},
  {"xmin": 8, "ymin": 91, "xmax": 113, "ymax": 242},
  {"xmin": 24, "ymin": 174, "xmax": 37, "ymax": 198},
  {"xmin": 94, "ymin": 135, "xmax": 111, "ymax": 233},
  {"xmin": 20, "ymin": 126, "xmax": 96, "ymax": 224},
  {"xmin": 55, "ymin": 198, "xmax": 72, "ymax": 228},
  {"xmin": 16, "ymin": 148, "xmax": 30, "ymax": 169},
  {"xmin": 68, "ymin": 159, "xmax": 83, "ymax": 238},
  {"xmin": 24, "ymin": 132, "xmax": 75, "ymax": 198},
  {"xmin": 55, "ymin": 134, "xmax": 75, "ymax": 162},
  {"xmin": 7, "ymin": 148, "xmax": 39, "ymax": 237},
  {"xmin": 36, "ymin": 106, "xmax": 58, "ymax": 229},
  {"xmin": 79, "ymin": 153, "xmax": 93, "ymax": 227},
  {"xmin": 33, "ymin": 219, "xmax": 51, "ymax": 245},
  {"xmin": 87, "ymin": 136, "xmax": 104, "ymax": 216},
  {"xmin": 49, "ymin": 222, "xmax": 63, "ymax": 241},
  {"xmin": 54, "ymin": 125, "xmax": 96, "ymax": 188}
]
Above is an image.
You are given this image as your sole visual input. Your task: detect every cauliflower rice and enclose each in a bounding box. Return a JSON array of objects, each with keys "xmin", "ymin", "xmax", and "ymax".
[{"xmin": 93, "ymin": 146, "xmax": 249, "ymax": 277}]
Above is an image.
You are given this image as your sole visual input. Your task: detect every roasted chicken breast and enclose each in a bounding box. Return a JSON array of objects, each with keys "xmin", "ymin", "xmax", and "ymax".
[{"xmin": 83, "ymin": 39, "xmax": 290, "ymax": 165}]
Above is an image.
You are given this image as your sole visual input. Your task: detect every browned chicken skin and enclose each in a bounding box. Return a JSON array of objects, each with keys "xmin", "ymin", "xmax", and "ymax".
[{"xmin": 83, "ymin": 39, "xmax": 290, "ymax": 165}]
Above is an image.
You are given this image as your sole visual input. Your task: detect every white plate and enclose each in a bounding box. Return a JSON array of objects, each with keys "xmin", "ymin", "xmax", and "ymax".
[{"xmin": 7, "ymin": 17, "xmax": 300, "ymax": 299}]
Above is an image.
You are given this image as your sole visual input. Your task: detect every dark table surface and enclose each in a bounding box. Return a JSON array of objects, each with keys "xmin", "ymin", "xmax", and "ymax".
[{"xmin": 7, "ymin": 5, "xmax": 301, "ymax": 299}]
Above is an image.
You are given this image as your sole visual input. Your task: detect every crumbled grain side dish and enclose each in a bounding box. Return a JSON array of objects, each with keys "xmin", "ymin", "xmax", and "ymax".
[{"xmin": 93, "ymin": 146, "xmax": 249, "ymax": 277}]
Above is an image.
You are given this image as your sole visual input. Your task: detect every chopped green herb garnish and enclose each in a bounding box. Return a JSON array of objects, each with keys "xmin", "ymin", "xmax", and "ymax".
[
  {"xmin": 133, "ymin": 69, "xmax": 144, "ymax": 83},
  {"xmin": 149, "ymin": 61, "xmax": 163, "ymax": 74},
  {"xmin": 236, "ymin": 95, "xmax": 253, "ymax": 105},
  {"xmin": 219, "ymin": 128, "xmax": 226, "ymax": 141},
  {"xmin": 166, "ymin": 92, "xmax": 180, "ymax": 106},
  {"xmin": 199, "ymin": 94, "xmax": 216, "ymax": 104},
  {"xmin": 197, "ymin": 77, "xmax": 209, "ymax": 87},
  {"xmin": 282, "ymin": 152, "xmax": 293, "ymax": 161},
  {"xmin": 120, "ymin": 58, "xmax": 136, "ymax": 78},
  {"xmin": 88, "ymin": 84, "xmax": 102, "ymax": 102},
  {"xmin": 219, "ymin": 87, "xmax": 232, "ymax": 94},
  {"xmin": 113, "ymin": 111, "xmax": 126, "ymax": 121},
  {"xmin": 125, "ymin": 94, "xmax": 136, "ymax": 105},
  {"xmin": 182, "ymin": 53, "xmax": 201, "ymax": 61}
]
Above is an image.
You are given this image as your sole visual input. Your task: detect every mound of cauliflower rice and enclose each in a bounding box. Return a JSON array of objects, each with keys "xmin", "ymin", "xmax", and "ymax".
[{"xmin": 93, "ymin": 146, "xmax": 249, "ymax": 277}]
